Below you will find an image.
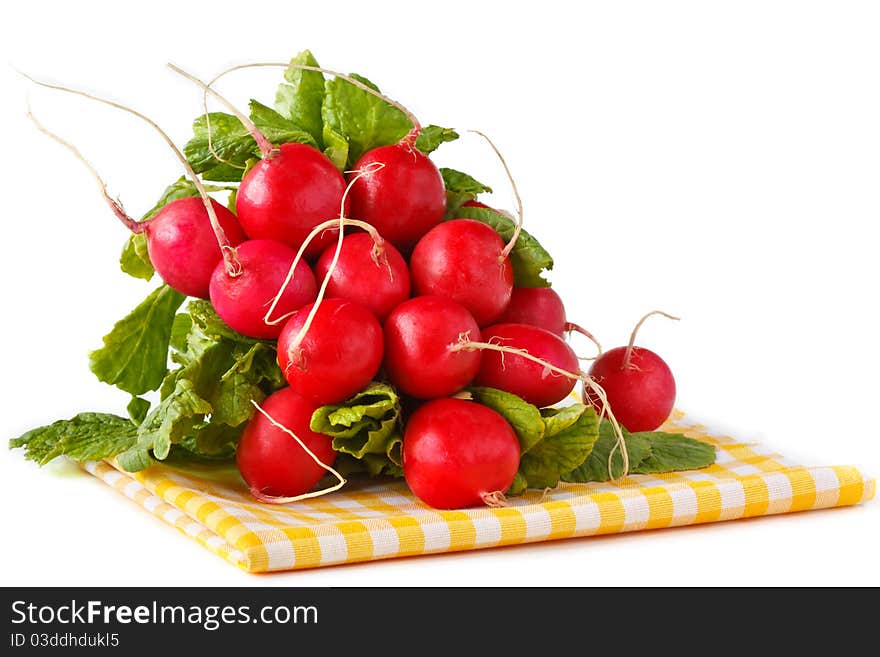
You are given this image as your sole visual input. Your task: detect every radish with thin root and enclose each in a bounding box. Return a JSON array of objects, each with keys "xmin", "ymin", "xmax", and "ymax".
[
  {"xmin": 237, "ymin": 390, "xmax": 345, "ymax": 503},
  {"xmin": 200, "ymin": 61, "xmax": 446, "ymax": 252},
  {"xmin": 314, "ymin": 232, "xmax": 410, "ymax": 322},
  {"xmin": 21, "ymin": 76, "xmax": 245, "ymax": 298},
  {"xmin": 383, "ymin": 296, "xmax": 483, "ymax": 400},
  {"xmin": 587, "ymin": 311, "xmax": 679, "ymax": 432},
  {"xmin": 168, "ymin": 64, "xmax": 347, "ymax": 259},
  {"xmin": 277, "ymin": 298, "xmax": 384, "ymax": 406},
  {"xmin": 452, "ymin": 327, "xmax": 631, "ymax": 477},
  {"xmin": 209, "ymin": 239, "xmax": 317, "ymax": 339},
  {"xmin": 470, "ymin": 323, "xmax": 579, "ymax": 408},
  {"xmin": 403, "ymin": 398, "xmax": 520, "ymax": 509},
  {"xmin": 410, "ymin": 132, "xmax": 523, "ymax": 326}
]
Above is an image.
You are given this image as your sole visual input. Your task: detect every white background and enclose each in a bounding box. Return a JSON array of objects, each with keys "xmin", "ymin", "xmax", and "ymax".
[{"xmin": 0, "ymin": 0, "xmax": 877, "ymax": 586}]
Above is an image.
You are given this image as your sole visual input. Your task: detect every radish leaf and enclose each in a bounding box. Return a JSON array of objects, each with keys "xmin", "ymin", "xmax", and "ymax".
[
  {"xmin": 632, "ymin": 433, "xmax": 716, "ymax": 474},
  {"xmin": 89, "ymin": 284, "xmax": 185, "ymax": 396},
  {"xmin": 275, "ymin": 49, "xmax": 326, "ymax": 147},
  {"xmin": 517, "ymin": 406, "xmax": 599, "ymax": 489},
  {"xmin": 467, "ymin": 387, "xmax": 544, "ymax": 453},
  {"xmin": 9, "ymin": 413, "xmax": 137, "ymax": 466},
  {"xmin": 416, "ymin": 125, "xmax": 459, "ymax": 155}
]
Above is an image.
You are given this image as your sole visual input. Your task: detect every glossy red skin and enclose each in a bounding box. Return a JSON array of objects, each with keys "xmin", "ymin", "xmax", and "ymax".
[
  {"xmin": 209, "ymin": 239, "xmax": 317, "ymax": 339},
  {"xmin": 461, "ymin": 200, "xmax": 492, "ymax": 209},
  {"xmin": 236, "ymin": 387, "xmax": 336, "ymax": 499},
  {"xmin": 235, "ymin": 143, "xmax": 347, "ymax": 259},
  {"xmin": 348, "ymin": 144, "xmax": 446, "ymax": 252},
  {"xmin": 403, "ymin": 398, "xmax": 520, "ymax": 509},
  {"xmin": 145, "ymin": 197, "xmax": 245, "ymax": 299},
  {"xmin": 383, "ymin": 296, "xmax": 482, "ymax": 399},
  {"xmin": 314, "ymin": 233, "xmax": 411, "ymax": 322},
  {"xmin": 277, "ymin": 298, "xmax": 384, "ymax": 405},
  {"xmin": 410, "ymin": 219, "xmax": 513, "ymax": 327},
  {"xmin": 498, "ymin": 287, "xmax": 567, "ymax": 336},
  {"xmin": 587, "ymin": 346, "xmax": 676, "ymax": 432},
  {"xmin": 475, "ymin": 323, "xmax": 579, "ymax": 407}
]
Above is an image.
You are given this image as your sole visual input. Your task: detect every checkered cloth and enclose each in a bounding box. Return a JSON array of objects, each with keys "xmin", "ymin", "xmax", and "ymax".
[{"xmin": 83, "ymin": 410, "xmax": 874, "ymax": 573}]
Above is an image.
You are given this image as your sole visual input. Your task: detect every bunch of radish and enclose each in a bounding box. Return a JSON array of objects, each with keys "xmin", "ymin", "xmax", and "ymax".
[{"xmin": 21, "ymin": 58, "xmax": 682, "ymax": 511}]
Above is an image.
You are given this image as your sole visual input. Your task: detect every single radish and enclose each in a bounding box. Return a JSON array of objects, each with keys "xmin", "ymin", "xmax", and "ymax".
[
  {"xmin": 23, "ymin": 77, "xmax": 246, "ymax": 298},
  {"xmin": 146, "ymin": 197, "xmax": 245, "ymax": 298},
  {"xmin": 348, "ymin": 143, "xmax": 446, "ymax": 251},
  {"xmin": 586, "ymin": 311, "xmax": 679, "ymax": 431},
  {"xmin": 314, "ymin": 232, "xmax": 410, "ymax": 322},
  {"xmin": 383, "ymin": 296, "xmax": 482, "ymax": 399},
  {"xmin": 235, "ymin": 142, "xmax": 348, "ymax": 258},
  {"xmin": 472, "ymin": 323, "xmax": 579, "ymax": 407},
  {"xmin": 403, "ymin": 398, "xmax": 520, "ymax": 509},
  {"xmin": 410, "ymin": 218, "xmax": 514, "ymax": 327},
  {"xmin": 277, "ymin": 298, "xmax": 383, "ymax": 405},
  {"xmin": 209, "ymin": 239, "xmax": 317, "ymax": 339},
  {"xmin": 169, "ymin": 65, "xmax": 347, "ymax": 259},
  {"xmin": 237, "ymin": 388, "xmax": 338, "ymax": 500},
  {"xmin": 498, "ymin": 287, "xmax": 567, "ymax": 335}
]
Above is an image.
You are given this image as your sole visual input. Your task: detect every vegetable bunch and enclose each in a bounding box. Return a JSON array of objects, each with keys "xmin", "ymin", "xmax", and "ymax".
[{"xmin": 11, "ymin": 51, "xmax": 715, "ymax": 510}]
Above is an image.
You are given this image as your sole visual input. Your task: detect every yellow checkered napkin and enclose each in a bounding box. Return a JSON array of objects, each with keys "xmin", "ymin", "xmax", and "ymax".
[{"xmin": 83, "ymin": 412, "xmax": 874, "ymax": 573}]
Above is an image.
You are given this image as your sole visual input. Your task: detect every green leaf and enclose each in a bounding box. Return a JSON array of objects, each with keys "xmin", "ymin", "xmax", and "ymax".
[
  {"xmin": 120, "ymin": 232, "xmax": 153, "ymax": 281},
  {"xmin": 416, "ymin": 125, "xmax": 459, "ymax": 155},
  {"xmin": 275, "ymin": 49, "xmax": 325, "ymax": 146},
  {"xmin": 186, "ymin": 422, "xmax": 241, "ymax": 458},
  {"xmin": 441, "ymin": 167, "xmax": 493, "ymax": 216},
  {"xmin": 322, "ymin": 125, "xmax": 349, "ymax": 171},
  {"xmin": 89, "ymin": 285, "xmax": 185, "ymax": 396},
  {"xmin": 211, "ymin": 342, "xmax": 282, "ymax": 426},
  {"xmin": 183, "ymin": 112, "xmax": 258, "ymax": 182},
  {"xmin": 322, "ymin": 73, "xmax": 413, "ymax": 167},
  {"xmin": 127, "ymin": 397, "xmax": 150, "ymax": 425},
  {"xmin": 186, "ymin": 299, "xmax": 257, "ymax": 344},
  {"xmin": 518, "ymin": 406, "xmax": 599, "ymax": 489},
  {"xmin": 10, "ymin": 413, "xmax": 138, "ymax": 466},
  {"xmin": 563, "ymin": 420, "xmax": 653, "ymax": 483},
  {"xmin": 467, "ymin": 387, "xmax": 544, "ymax": 453},
  {"xmin": 632, "ymin": 433, "xmax": 716, "ymax": 474},
  {"xmin": 507, "ymin": 472, "xmax": 528, "ymax": 496},
  {"xmin": 455, "ymin": 206, "xmax": 553, "ymax": 287},
  {"xmin": 311, "ymin": 383, "xmax": 402, "ymax": 469},
  {"xmin": 249, "ymin": 100, "xmax": 318, "ymax": 148},
  {"xmin": 119, "ymin": 379, "xmax": 213, "ymax": 470}
]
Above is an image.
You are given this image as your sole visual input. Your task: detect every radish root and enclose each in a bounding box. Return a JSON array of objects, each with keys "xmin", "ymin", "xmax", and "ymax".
[
  {"xmin": 167, "ymin": 63, "xmax": 277, "ymax": 159},
  {"xmin": 20, "ymin": 71, "xmax": 242, "ymax": 277},
  {"xmin": 26, "ymin": 105, "xmax": 143, "ymax": 234},
  {"xmin": 622, "ymin": 310, "xmax": 680, "ymax": 370},
  {"xmin": 565, "ymin": 322, "xmax": 603, "ymax": 360},
  {"xmin": 451, "ymin": 336, "xmax": 630, "ymax": 479},
  {"xmin": 469, "ymin": 130, "xmax": 523, "ymax": 261},
  {"xmin": 481, "ymin": 490, "xmax": 510, "ymax": 508},
  {"xmin": 248, "ymin": 400, "xmax": 346, "ymax": 504}
]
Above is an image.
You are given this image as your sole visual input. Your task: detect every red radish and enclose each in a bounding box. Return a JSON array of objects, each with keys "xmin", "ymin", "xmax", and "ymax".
[
  {"xmin": 235, "ymin": 142, "xmax": 348, "ymax": 258},
  {"xmin": 348, "ymin": 144, "xmax": 446, "ymax": 251},
  {"xmin": 586, "ymin": 311, "xmax": 679, "ymax": 431},
  {"xmin": 498, "ymin": 287, "xmax": 567, "ymax": 336},
  {"xmin": 209, "ymin": 240, "xmax": 317, "ymax": 339},
  {"xmin": 314, "ymin": 232, "xmax": 410, "ymax": 322},
  {"xmin": 383, "ymin": 296, "xmax": 483, "ymax": 399},
  {"xmin": 277, "ymin": 298, "xmax": 383, "ymax": 405},
  {"xmin": 472, "ymin": 323, "xmax": 579, "ymax": 407},
  {"xmin": 237, "ymin": 388, "xmax": 338, "ymax": 500},
  {"xmin": 403, "ymin": 398, "xmax": 520, "ymax": 509},
  {"xmin": 22, "ymin": 76, "xmax": 246, "ymax": 297},
  {"xmin": 146, "ymin": 197, "xmax": 245, "ymax": 298},
  {"xmin": 410, "ymin": 219, "xmax": 514, "ymax": 326}
]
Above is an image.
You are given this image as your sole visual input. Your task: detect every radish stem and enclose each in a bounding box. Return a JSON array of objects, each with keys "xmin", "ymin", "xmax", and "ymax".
[{"xmin": 622, "ymin": 310, "xmax": 680, "ymax": 370}]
